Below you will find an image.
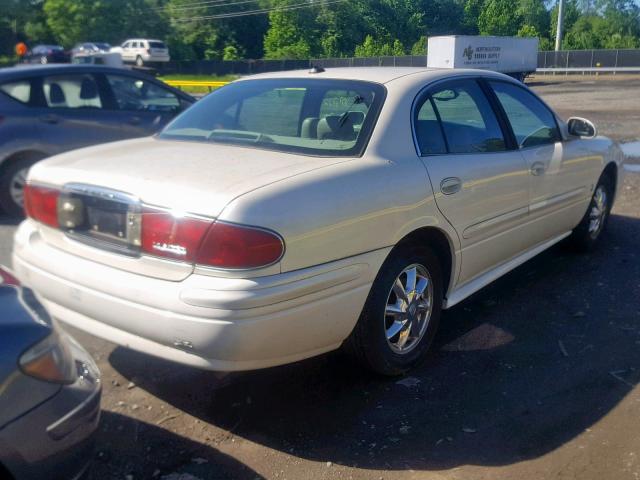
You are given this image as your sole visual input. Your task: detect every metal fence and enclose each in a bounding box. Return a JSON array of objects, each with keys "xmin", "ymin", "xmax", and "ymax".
[
  {"xmin": 537, "ymin": 49, "xmax": 640, "ymax": 68},
  {"xmin": 164, "ymin": 49, "xmax": 640, "ymax": 76},
  {"xmin": 162, "ymin": 58, "xmax": 309, "ymax": 75}
]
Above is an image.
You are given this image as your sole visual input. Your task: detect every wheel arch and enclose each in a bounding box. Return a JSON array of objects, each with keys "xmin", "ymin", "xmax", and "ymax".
[
  {"xmin": 393, "ymin": 226, "xmax": 455, "ymax": 299},
  {"xmin": 602, "ymin": 161, "xmax": 618, "ymax": 198},
  {"xmin": 0, "ymin": 150, "xmax": 48, "ymax": 176}
]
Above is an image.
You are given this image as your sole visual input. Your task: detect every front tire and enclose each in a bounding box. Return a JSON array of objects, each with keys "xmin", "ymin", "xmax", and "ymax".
[
  {"xmin": 345, "ymin": 245, "xmax": 443, "ymax": 376},
  {"xmin": 568, "ymin": 174, "xmax": 613, "ymax": 251}
]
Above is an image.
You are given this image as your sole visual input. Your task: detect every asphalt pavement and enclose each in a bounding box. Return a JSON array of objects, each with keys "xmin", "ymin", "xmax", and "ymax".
[{"xmin": 0, "ymin": 76, "xmax": 639, "ymax": 480}]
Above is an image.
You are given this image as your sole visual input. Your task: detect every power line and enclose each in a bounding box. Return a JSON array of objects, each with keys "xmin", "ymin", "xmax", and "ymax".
[
  {"xmin": 152, "ymin": 0, "xmax": 240, "ymax": 11},
  {"xmin": 168, "ymin": 0, "xmax": 260, "ymax": 13},
  {"xmin": 172, "ymin": 0, "xmax": 345, "ymax": 21}
]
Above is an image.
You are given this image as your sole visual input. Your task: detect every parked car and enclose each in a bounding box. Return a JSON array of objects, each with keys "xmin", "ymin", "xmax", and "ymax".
[
  {"xmin": 23, "ymin": 45, "xmax": 69, "ymax": 65},
  {"xmin": 115, "ymin": 39, "xmax": 170, "ymax": 66},
  {"xmin": 0, "ymin": 266, "xmax": 101, "ymax": 480},
  {"xmin": 0, "ymin": 64, "xmax": 195, "ymax": 216},
  {"xmin": 13, "ymin": 68, "xmax": 625, "ymax": 376},
  {"xmin": 70, "ymin": 42, "xmax": 112, "ymax": 61}
]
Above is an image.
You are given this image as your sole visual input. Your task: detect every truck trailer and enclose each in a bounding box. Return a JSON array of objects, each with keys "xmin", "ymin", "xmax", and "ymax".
[{"xmin": 427, "ymin": 35, "xmax": 539, "ymax": 81}]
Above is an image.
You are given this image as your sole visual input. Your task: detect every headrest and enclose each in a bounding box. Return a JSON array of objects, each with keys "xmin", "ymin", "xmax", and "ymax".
[
  {"xmin": 80, "ymin": 77, "xmax": 98, "ymax": 99},
  {"xmin": 301, "ymin": 117, "xmax": 319, "ymax": 138},
  {"xmin": 317, "ymin": 115, "xmax": 356, "ymax": 141},
  {"xmin": 49, "ymin": 83, "xmax": 65, "ymax": 104}
]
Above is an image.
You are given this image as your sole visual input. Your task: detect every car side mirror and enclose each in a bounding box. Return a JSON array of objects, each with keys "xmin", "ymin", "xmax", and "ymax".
[{"xmin": 567, "ymin": 117, "xmax": 597, "ymax": 138}]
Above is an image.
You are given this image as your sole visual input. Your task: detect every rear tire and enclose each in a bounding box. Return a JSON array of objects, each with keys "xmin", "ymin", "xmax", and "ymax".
[
  {"xmin": 135, "ymin": 55, "xmax": 144, "ymax": 67},
  {"xmin": 345, "ymin": 245, "xmax": 442, "ymax": 376},
  {"xmin": 0, "ymin": 157, "xmax": 41, "ymax": 217},
  {"xmin": 568, "ymin": 174, "xmax": 613, "ymax": 252}
]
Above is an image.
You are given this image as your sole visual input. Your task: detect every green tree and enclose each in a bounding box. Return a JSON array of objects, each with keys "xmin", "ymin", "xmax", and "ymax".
[
  {"xmin": 463, "ymin": 0, "xmax": 484, "ymax": 34},
  {"xmin": 518, "ymin": 0, "xmax": 550, "ymax": 38},
  {"xmin": 550, "ymin": 0, "xmax": 581, "ymax": 43},
  {"xmin": 517, "ymin": 24, "xmax": 540, "ymax": 38},
  {"xmin": 264, "ymin": 0, "xmax": 321, "ymax": 59},
  {"xmin": 478, "ymin": 0, "xmax": 523, "ymax": 36},
  {"xmin": 410, "ymin": 36, "xmax": 428, "ymax": 55},
  {"xmin": 223, "ymin": 45, "xmax": 241, "ymax": 61}
]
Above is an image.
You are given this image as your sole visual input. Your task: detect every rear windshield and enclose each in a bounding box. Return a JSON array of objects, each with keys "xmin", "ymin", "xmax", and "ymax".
[
  {"xmin": 159, "ymin": 78, "xmax": 386, "ymax": 157},
  {"xmin": 149, "ymin": 41, "xmax": 166, "ymax": 49}
]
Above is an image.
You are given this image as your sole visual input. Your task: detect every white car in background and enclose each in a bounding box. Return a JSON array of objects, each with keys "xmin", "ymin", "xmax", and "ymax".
[
  {"xmin": 13, "ymin": 68, "xmax": 625, "ymax": 376},
  {"xmin": 114, "ymin": 39, "xmax": 170, "ymax": 66}
]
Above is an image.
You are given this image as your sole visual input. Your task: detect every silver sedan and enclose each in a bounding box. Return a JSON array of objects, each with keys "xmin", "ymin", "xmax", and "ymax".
[{"xmin": 13, "ymin": 67, "xmax": 625, "ymax": 375}]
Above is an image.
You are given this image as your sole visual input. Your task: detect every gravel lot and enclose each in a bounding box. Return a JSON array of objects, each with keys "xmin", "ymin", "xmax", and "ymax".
[{"xmin": 1, "ymin": 76, "xmax": 639, "ymax": 480}]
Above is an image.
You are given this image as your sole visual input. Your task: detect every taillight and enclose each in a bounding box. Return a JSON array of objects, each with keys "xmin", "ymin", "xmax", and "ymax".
[
  {"xmin": 140, "ymin": 208, "xmax": 284, "ymax": 269},
  {"xmin": 141, "ymin": 208, "xmax": 210, "ymax": 262},
  {"xmin": 196, "ymin": 222, "xmax": 284, "ymax": 269},
  {"xmin": 24, "ymin": 184, "xmax": 59, "ymax": 228}
]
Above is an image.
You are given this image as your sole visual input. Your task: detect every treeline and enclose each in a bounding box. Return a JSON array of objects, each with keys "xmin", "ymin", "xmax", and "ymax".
[{"xmin": 1, "ymin": 0, "xmax": 640, "ymax": 62}]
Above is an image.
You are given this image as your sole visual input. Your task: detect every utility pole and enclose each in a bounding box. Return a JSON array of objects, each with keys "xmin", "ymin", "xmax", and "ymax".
[{"xmin": 555, "ymin": 0, "xmax": 565, "ymax": 51}]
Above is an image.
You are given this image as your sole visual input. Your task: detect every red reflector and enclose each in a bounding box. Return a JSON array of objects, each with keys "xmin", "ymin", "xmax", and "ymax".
[
  {"xmin": 24, "ymin": 184, "xmax": 59, "ymax": 228},
  {"xmin": 0, "ymin": 267, "xmax": 20, "ymax": 286},
  {"xmin": 141, "ymin": 208, "xmax": 211, "ymax": 262},
  {"xmin": 196, "ymin": 222, "xmax": 284, "ymax": 269}
]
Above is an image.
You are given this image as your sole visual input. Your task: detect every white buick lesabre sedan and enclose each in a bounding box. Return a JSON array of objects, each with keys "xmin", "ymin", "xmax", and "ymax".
[{"xmin": 13, "ymin": 67, "xmax": 625, "ymax": 375}]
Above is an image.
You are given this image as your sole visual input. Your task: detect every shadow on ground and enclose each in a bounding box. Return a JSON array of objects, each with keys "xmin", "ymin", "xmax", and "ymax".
[
  {"xmin": 87, "ymin": 411, "xmax": 263, "ymax": 480},
  {"xmin": 110, "ymin": 214, "xmax": 640, "ymax": 473}
]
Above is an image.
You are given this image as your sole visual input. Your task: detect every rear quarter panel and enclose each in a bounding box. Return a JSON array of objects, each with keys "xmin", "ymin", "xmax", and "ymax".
[{"xmin": 218, "ymin": 74, "xmax": 460, "ymax": 276}]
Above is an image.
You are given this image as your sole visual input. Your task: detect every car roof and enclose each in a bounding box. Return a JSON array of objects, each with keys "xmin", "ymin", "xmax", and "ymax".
[
  {"xmin": 0, "ymin": 64, "xmax": 152, "ymax": 80},
  {"xmin": 239, "ymin": 67, "xmax": 516, "ymax": 85},
  {"xmin": 0, "ymin": 64, "xmax": 196, "ymax": 100}
]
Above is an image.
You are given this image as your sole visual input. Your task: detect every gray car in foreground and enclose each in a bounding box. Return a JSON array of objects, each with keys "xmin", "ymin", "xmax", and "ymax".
[
  {"xmin": 0, "ymin": 266, "xmax": 101, "ymax": 480},
  {"xmin": 0, "ymin": 64, "xmax": 195, "ymax": 216}
]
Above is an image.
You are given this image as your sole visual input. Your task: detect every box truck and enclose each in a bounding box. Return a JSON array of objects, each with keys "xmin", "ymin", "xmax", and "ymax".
[{"xmin": 427, "ymin": 35, "xmax": 539, "ymax": 81}]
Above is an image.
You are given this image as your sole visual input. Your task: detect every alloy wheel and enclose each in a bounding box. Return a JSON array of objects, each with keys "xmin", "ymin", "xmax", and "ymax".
[
  {"xmin": 384, "ymin": 263, "xmax": 433, "ymax": 354},
  {"xmin": 588, "ymin": 185, "xmax": 608, "ymax": 238},
  {"xmin": 9, "ymin": 167, "xmax": 28, "ymax": 208}
]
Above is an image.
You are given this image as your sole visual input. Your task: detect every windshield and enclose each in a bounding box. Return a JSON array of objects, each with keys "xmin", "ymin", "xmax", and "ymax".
[{"xmin": 159, "ymin": 78, "xmax": 386, "ymax": 157}]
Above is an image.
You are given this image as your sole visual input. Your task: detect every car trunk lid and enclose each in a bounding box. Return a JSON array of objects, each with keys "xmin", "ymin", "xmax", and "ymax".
[{"xmin": 27, "ymin": 137, "xmax": 345, "ymax": 280}]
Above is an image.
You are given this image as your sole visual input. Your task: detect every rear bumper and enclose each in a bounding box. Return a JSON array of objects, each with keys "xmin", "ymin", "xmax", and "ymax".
[
  {"xmin": 13, "ymin": 220, "xmax": 388, "ymax": 371},
  {"xmin": 143, "ymin": 54, "xmax": 170, "ymax": 62}
]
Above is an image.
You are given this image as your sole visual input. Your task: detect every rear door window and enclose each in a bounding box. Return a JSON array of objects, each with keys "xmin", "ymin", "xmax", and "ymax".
[
  {"xmin": 42, "ymin": 74, "xmax": 103, "ymax": 109},
  {"xmin": 0, "ymin": 80, "xmax": 31, "ymax": 103},
  {"xmin": 414, "ymin": 96, "xmax": 447, "ymax": 155},
  {"xmin": 429, "ymin": 80, "xmax": 506, "ymax": 154},
  {"xmin": 106, "ymin": 75, "xmax": 180, "ymax": 112}
]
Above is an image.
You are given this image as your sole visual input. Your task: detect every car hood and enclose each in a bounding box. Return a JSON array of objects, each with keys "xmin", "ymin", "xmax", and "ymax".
[{"xmin": 28, "ymin": 137, "xmax": 348, "ymax": 218}]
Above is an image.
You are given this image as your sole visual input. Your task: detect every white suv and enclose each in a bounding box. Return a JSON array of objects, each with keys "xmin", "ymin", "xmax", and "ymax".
[{"xmin": 115, "ymin": 39, "xmax": 170, "ymax": 66}]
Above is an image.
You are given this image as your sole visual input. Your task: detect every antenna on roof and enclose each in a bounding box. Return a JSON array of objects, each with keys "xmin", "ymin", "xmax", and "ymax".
[{"xmin": 309, "ymin": 65, "xmax": 325, "ymax": 74}]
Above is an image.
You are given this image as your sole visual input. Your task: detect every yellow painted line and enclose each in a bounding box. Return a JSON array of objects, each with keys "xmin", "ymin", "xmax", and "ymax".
[{"xmin": 163, "ymin": 80, "xmax": 229, "ymax": 87}]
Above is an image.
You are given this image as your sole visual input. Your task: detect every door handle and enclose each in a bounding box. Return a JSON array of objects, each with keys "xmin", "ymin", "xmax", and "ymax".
[
  {"xmin": 440, "ymin": 177, "xmax": 462, "ymax": 195},
  {"xmin": 530, "ymin": 162, "xmax": 546, "ymax": 176},
  {"xmin": 40, "ymin": 114, "xmax": 59, "ymax": 124}
]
